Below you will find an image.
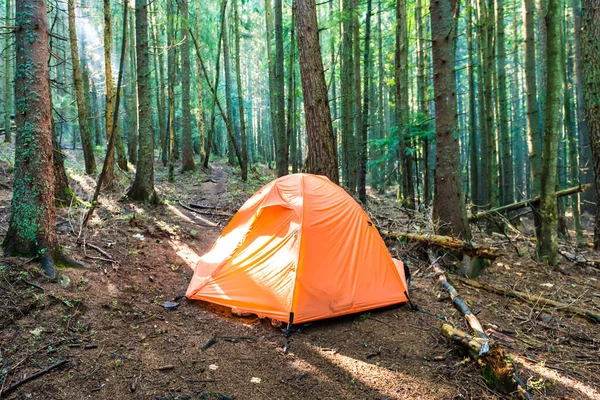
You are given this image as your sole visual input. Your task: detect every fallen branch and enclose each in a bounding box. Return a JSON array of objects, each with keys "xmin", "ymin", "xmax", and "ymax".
[
  {"xmin": 85, "ymin": 242, "xmax": 114, "ymax": 260},
  {"xmin": 201, "ymin": 333, "xmax": 217, "ymax": 351},
  {"xmin": 429, "ymin": 252, "xmax": 487, "ymax": 339},
  {"xmin": 177, "ymin": 200, "xmax": 220, "ymax": 227},
  {"xmin": 187, "ymin": 204, "xmax": 234, "ymax": 217},
  {"xmin": 381, "ymin": 231, "xmax": 502, "ymax": 259},
  {"xmin": 456, "ymin": 277, "xmax": 600, "ymax": 323},
  {"xmin": 0, "ymin": 360, "xmax": 68, "ymax": 398},
  {"xmin": 429, "ymin": 251, "xmax": 531, "ymax": 398},
  {"xmin": 469, "ymin": 184, "xmax": 591, "ymax": 222}
]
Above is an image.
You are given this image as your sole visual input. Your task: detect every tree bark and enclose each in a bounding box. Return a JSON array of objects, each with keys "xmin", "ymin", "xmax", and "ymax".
[
  {"xmin": 195, "ymin": 0, "xmax": 205, "ymax": 160},
  {"xmin": 581, "ymin": 0, "xmax": 600, "ymax": 248},
  {"xmin": 341, "ymin": 0, "xmax": 356, "ymax": 191},
  {"xmin": 234, "ymin": 0, "xmax": 248, "ymax": 181},
  {"xmin": 203, "ymin": 0, "xmax": 226, "ymax": 169},
  {"xmin": 295, "ymin": 0, "xmax": 339, "ymax": 183},
  {"xmin": 178, "ymin": 0, "xmax": 196, "ymax": 172},
  {"xmin": 5, "ymin": 0, "xmax": 60, "ymax": 278},
  {"xmin": 395, "ymin": 0, "xmax": 414, "ymax": 208},
  {"xmin": 127, "ymin": 9, "xmax": 138, "ymax": 166},
  {"xmin": 430, "ymin": 0, "xmax": 471, "ymax": 239},
  {"xmin": 274, "ymin": 0, "xmax": 287, "ymax": 176},
  {"xmin": 167, "ymin": 0, "xmax": 176, "ymax": 181},
  {"xmin": 467, "ymin": 0, "xmax": 479, "ymax": 206},
  {"xmin": 537, "ymin": 0, "xmax": 564, "ymax": 266},
  {"xmin": 496, "ymin": 0, "xmax": 514, "ymax": 206},
  {"xmin": 4, "ymin": 0, "xmax": 12, "ymax": 143},
  {"xmin": 126, "ymin": 0, "xmax": 158, "ymax": 203},
  {"xmin": 357, "ymin": 0, "xmax": 372, "ymax": 204}
]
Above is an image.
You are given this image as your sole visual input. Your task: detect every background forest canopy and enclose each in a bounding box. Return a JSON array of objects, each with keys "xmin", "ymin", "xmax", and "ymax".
[{"xmin": 1, "ymin": 0, "xmax": 600, "ymax": 271}]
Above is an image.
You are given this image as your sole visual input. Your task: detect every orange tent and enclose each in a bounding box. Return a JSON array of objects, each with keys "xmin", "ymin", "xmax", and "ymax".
[{"xmin": 186, "ymin": 174, "xmax": 409, "ymax": 324}]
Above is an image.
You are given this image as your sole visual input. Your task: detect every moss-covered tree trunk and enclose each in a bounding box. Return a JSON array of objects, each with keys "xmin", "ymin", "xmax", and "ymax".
[
  {"xmin": 222, "ymin": 10, "xmax": 237, "ymax": 167},
  {"xmin": 68, "ymin": 0, "xmax": 96, "ymax": 175},
  {"xmin": 195, "ymin": 0, "xmax": 205, "ymax": 160},
  {"xmin": 581, "ymin": 0, "xmax": 600, "ymax": 248},
  {"xmin": 295, "ymin": 0, "xmax": 339, "ymax": 183},
  {"xmin": 4, "ymin": 0, "xmax": 12, "ymax": 143},
  {"xmin": 127, "ymin": 10, "xmax": 138, "ymax": 166},
  {"xmin": 431, "ymin": 0, "xmax": 471, "ymax": 240},
  {"xmin": 167, "ymin": 0, "xmax": 176, "ymax": 181},
  {"xmin": 5, "ymin": 0, "xmax": 67, "ymax": 278},
  {"xmin": 103, "ymin": 0, "xmax": 116, "ymax": 184},
  {"xmin": 537, "ymin": 0, "xmax": 563, "ymax": 265},
  {"xmin": 127, "ymin": 0, "xmax": 158, "ymax": 203}
]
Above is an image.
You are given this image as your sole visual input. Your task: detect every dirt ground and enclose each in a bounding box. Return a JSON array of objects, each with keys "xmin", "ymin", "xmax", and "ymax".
[{"xmin": 1, "ymin": 149, "xmax": 600, "ymax": 399}]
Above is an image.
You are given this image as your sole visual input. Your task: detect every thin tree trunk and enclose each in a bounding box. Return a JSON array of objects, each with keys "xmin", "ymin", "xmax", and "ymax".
[
  {"xmin": 341, "ymin": 0, "xmax": 356, "ymax": 191},
  {"xmin": 431, "ymin": 0, "xmax": 471, "ymax": 239},
  {"xmin": 357, "ymin": 0, "xmax": 372, "ymax": 203},
  {"xmin": 196, "ymin": 0, "xmax": 205, "ymax": 160},
  {"xmin": 150, "ymin": 3, "xmax": 167, "ymax": 167},
  {"xmin": 127, "ymin": 9, "xmax": 138, "ymax": 166},
  {"xmin": 537, "ymin": 0, "xmax": 564, "ymax": 266},
  {"xmin": 234, "ymin": 0, "xmax": 248, "ymax": 180},
  {"xmin": 496, "ymin": 0, "xmax": 514, "ymax": 206},
  {"xmin": 103, "ymin": 0, "xmax": 116, "ymax": 184},
  {"xmin": 467, "ymin": 0, "xmax": 479, "ymax": 206},
  {"xmin": 295, "ymin": 0, "xmax": 339, "ymax": 183},
  {"xmin": 353, "ymin": 0, "xmax": 362, "ymax": 192},
  {"xmin": 580, "ymin": 0, "xmax": 600, "ymax": 248},
  {"xmin": 222, "ymin": 9, "xmax": 237, "ymax": 166},
  {"xmin": 286, "ymin": 4, "xmax": 297, "ymax": 174},
  {"xmin": 127, "ymin": 0, "xmax": 158, "ymax": 203},
  {"xmin": 178, "ymin": 0, "xmax": 196, "ymax": 172},
  {"xmin": 274, "ymin": 0, "xmax": 287, "ymax": 176},
  {"xmin": 167, "ymin": 0, "xmax": 176, "ymax": 181},
  {"xmin": 67, "ymin": 0, "xmax": 96, "ymax": 175},
  {"xmin": 203, "ymin": 0, "xmax": 226, "ymax": 168},
  {"xmin": 4, "ymin": 0, "xmax": 12, "ymax": 143}
]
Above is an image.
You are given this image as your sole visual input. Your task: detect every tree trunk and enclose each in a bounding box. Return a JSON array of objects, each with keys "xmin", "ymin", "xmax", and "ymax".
[
  {"xmin": 195, "ymin": 0, "xmax": 205, "ymax": 160},
  {"xmin": 537, "ymin": 0, "xmax": 564, "ymax": 266},
  {"xmin": 67, "ymin": 0, "xmax": 96, "ymax": 175},
  {"xmin": 496, "ymin": 0, "xmax": 514, "ymax": 206},
  {"xmin": 341, "ymin": 0, "xmax": 356, "ymax": 191},
  {"xmin": 4, "ymin": 0, "xmax": 12, "ymax": 143},
  {"xmin": 357, "ymin": 0, "xmax": 372, "ymax": 203},
  {"xmin": 286, "ymin": 4, "xmax": 297, "ymax": 174},
  {"xmin": 167, "ymin": 0, "xmax": 176, "ymax": 181},
  {"xmin": 431, "ymin": 0, "xmax": 471, "ymax": 239},
  {"xmin": 395, "ymin": 0, "xmax": 414, "ymax": 208},
  {"xmin": 5, "ymin": 0, "xmax": 60, "ymax": 278},
  {"xmin": 573, "ymin": 0, "xmax": 595, "ymax": 214},
  {"xmin": 150, "ymin": 2, "xmax": 166, "ymax": 167},
  {"xmin": 127, "ymin": 0, "xmax": 158, "ymax": 203},
  {"xmin": 178, "ymin": 0, "xmax": 196, "ymax": 172},
  {"xmin": 234, "ymin": 0, "xmax": 248, "ymax": 181},
  {"xmin": 222, "ymin": 9, "xmax": 237, "ymax": 167},
  {"xmin": 467, "ymin": 0, "xmax": 479, "ymax": 206},
  {"xmin": 523, "ymin": 0, "xmax": 542, "ymax": 197},
  {"xmin": 203, "ymin": 0, "xmax": 226, "ymax": 169},
  {"xmin": 126, "ymin": 10, "xmax": 138, "ymax": 166},
  {"xmin": 274, "ymin": 0, "xmax": 287, "ymax": 176},
  {"xmin": 581, "ymin": 0, "xmax": 600, "ymax": 248},
  {"xmin": 295, "ymin": 0, "xmax": 339, "ymax": 183},
  {"xmin": 103, "ymin": 0, "xmax": 117, "ymax": 184}
]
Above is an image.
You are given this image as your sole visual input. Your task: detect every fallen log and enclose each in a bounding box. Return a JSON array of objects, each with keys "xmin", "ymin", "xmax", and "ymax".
[
  {"xmin": 0, "ymin": 360, "xmax": 68, "ymax": 397},
  {"xmin": 429, "ymin": 252, "xmax": 487, "ymax": 339},
  {"xmin": 457, "ymin": 277, "xmax": 600, "ymax": 323},
  {"xmin": 430, "ymin": 251, "xmax": 531, "ymax": 398},
  {"xmin": 469, "ymin": 184, "xmax": 591, "ymax": 222},
  {"xmin": 381, "ymin": 230, "xmax": 502, "ymax": 259}
]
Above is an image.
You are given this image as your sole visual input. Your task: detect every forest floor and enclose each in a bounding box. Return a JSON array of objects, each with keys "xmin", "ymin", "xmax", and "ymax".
[{"xmin": 1, "ymin": 145, "xmax": 600, "ymax": 400}]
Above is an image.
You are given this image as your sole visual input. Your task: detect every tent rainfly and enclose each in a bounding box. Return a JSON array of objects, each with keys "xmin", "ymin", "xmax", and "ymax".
[{"xmin": 186, "ymin": 174, "xmax": 409, "ymax": 324}]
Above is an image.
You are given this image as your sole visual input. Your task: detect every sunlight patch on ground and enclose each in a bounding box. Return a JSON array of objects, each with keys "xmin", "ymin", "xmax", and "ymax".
[
  {"xmin": 313, "ymin": 345, "xmax": 426, "ymax": 399},
  {"xmin": 169, "ymin": 240, "xmax": 200, "ymax": 271},
  {"xmin": 166, "ymin": 203, "xmax": 193, "ymax": 223},
  {"xmin": 513, "ymin": 355, "xmax": 600, "ymax": 399}
]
